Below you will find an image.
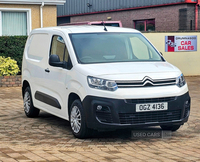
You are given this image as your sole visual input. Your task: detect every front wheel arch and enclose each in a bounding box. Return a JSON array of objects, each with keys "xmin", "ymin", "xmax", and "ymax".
[
  {"xmin": 22, "ymin": 80, "xmax": 30, "ymax": 98},
  {"xmin": 68, "ymin": 93, "xmax": 81, "ymax": 118}
]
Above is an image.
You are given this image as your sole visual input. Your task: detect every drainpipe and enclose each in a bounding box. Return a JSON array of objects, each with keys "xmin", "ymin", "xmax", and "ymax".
[
  {"xmin": 40, "ymin": 2, "xmax": 44, "ymax": 28},
  {"xmin": 195, "ymin": 0, "xmax": 200, "ymax": 30}
]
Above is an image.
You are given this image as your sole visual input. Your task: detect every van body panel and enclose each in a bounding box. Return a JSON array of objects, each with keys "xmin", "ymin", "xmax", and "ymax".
[{"xmin": 74, "ymin": 62, "xmax": 180, "ymax": 78}]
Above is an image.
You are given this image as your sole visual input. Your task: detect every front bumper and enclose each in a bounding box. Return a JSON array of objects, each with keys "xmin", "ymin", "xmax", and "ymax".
[{"xmin": 82, "ymin": 92, "xmax": 190, "ymax": 131}]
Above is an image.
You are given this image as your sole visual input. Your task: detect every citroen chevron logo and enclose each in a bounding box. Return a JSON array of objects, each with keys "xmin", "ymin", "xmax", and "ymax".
[{"xmin": 142, "ymin": 76, "xmax": 154, "ymax": 86}]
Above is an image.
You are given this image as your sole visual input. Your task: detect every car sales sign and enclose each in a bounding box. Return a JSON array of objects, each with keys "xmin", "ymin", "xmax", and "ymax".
[{"xmin": 165, "ymin": 35, "xmax": 197, "ymax": 52}]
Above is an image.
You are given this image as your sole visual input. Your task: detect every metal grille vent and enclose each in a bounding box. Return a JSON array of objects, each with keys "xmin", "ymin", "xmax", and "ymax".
[
  {"xmin": 116, "ymin": 77, "xmax": 176, "ymax": 88},
  {"xmin": 96, "ymin": 112, "xmax": 113, "ymax": 123},
  {"xmin": 126, "ymin": 97, "xmax": 176, "ymax": 104},
  {"xmin": 119, "ymin": 110, "xmax": 181, "ymax": 125}
]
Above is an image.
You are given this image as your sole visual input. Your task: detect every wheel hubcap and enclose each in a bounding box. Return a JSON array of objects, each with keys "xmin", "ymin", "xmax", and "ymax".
[
  {"xmin": 24, "ymin": 91, "xmax": 31, "ymax": 113},
  {"xmin": 70, "ymin": 106, "xmax": 81, "ymax": 133}
]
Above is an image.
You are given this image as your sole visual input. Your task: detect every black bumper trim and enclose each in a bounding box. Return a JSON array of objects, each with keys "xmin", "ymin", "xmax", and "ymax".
[{"xmin": 82, "ymin": 92, "xmax": 190, "ymax": 131}]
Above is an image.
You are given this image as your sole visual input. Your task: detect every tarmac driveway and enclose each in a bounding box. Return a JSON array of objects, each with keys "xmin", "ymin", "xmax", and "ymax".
[{"xmin": 0, "ymin": 77, "xmax": 200, "ymax": 162}]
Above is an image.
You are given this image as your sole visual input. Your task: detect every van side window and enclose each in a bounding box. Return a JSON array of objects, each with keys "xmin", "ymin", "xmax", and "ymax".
[
  {"xmin": 50, "ymin": 35, "xmax": 72, "ymax": 69},
  {"xmin": 50, "ymin": 36, "xmax": 65, "ymax": 61}
]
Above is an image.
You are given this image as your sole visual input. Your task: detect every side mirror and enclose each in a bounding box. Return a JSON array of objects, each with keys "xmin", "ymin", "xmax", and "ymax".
[
  {"xmin": 49, "ymin": 54, "xmax": 64, "ymax": 67},
  {"xmin": 160, "ymin": 52, "xmax": 163, "ymax": 56}
]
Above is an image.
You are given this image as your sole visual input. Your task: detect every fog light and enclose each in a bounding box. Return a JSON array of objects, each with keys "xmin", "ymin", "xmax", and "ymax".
[
  {"xmin": 97, "ymin": 105, "xmax": 102, "ymax": 111},
  {"xmin": 96, "ymin": 105, "xmax": 111, "ymax": 112},
  {"xmin": 185, "ymin": 100, "xmax": 190, "ymax": 108},
  {"xmin": 184, "ymin": 99, "xmax": 190, "ymax": 118}
]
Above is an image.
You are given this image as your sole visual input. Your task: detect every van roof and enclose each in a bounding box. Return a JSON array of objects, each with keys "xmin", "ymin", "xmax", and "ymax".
[{"xmin": 31, "ymin": 25, "xmax": 140, "ymax": 34}]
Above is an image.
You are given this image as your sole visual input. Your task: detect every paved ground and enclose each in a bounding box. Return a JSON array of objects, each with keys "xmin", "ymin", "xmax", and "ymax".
[{"xmin": 0, "ymin": 77, "xmax": 200, "ymax": 162}]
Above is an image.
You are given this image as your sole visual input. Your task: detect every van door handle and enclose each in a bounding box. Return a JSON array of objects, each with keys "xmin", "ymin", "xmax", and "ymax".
[{"xmin": 45, "ymin": 68, "xmax": 50, "ymax": 73}]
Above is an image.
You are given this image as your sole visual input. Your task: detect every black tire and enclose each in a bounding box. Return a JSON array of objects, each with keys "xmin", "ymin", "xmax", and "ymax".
[
  {"xmin": 23, "ymin": 87, "xmax": 40, "ymax": 118},
  {"xmin": 69, "ymin": 99, "xmax": 92, "ymax": 139},
  {"xmin": 160, "ymin": 125, "xmax": 181, "ymax": 132}
]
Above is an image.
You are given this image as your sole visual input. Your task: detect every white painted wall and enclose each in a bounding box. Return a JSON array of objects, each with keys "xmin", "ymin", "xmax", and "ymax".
[{"xmin": 144, "ymin": 32, "xmax": 200, "ymax": 76}]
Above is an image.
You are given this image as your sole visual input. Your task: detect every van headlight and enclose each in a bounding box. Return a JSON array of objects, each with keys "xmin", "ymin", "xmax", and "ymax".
[
  {"xmin": 176, "ymin": 74, "xmax": 186, "ymax": 87},
  {"xmin": 87, "ymin": 76, "xmax": 118, "ymax": 91}
]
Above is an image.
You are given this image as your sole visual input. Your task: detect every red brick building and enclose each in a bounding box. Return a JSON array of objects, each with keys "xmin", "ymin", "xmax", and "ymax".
[{"xmin": 57, "ymin": 0, "xmax": 200, "ymax": 31}]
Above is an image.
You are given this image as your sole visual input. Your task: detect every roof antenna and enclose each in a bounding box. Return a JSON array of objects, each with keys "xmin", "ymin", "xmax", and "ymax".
[{"xmin": 102, "ymin": 20, "xmax": 107, "ymax": 31}]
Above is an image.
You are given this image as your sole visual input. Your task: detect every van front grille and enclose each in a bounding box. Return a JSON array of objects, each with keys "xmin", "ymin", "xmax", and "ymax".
[
  {"xmin": 126, "ymin": 97, "xmax": 176, "ymax": 104},
  {"xmin": 116, "ymin": 77, "xmax": 176, "ymax": 88},
  {"xmin": 119, "ymin": 110, "xmax": 181, "ymax": 125},
  {"xmin": 96, "ymin": 112, "xmax": 113, "ymax": 123}
]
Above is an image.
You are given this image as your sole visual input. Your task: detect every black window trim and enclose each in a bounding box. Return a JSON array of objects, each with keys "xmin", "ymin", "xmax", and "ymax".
[{"xmin": 49, "ymin": 34, "xmax": 73, "ymax": 70}]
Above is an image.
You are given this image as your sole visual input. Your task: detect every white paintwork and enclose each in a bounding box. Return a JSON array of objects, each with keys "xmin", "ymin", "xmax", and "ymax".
[{"xmin": 22, "ymin": 26, "xmax": 189, "ymax": 121}]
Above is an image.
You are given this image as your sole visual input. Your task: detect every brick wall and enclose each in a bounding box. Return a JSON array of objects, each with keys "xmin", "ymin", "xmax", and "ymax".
[
  {"xmin": 187, "ymin": 4, "xmax": 195, "ymax": 30},
  {"xmin": 179, "ymin": 4, "xmax": 196, "ymax": 30},
  {"xmin": 71, "ymin": 4, "xmax": 189, "ymax": 31},
  {"xmin": 179, "ymin": 8, "xmax": 188, "ymax": 30},
  {"xmin": 0, "ymin": 76, "xmax": 21, "ymax": 87}
]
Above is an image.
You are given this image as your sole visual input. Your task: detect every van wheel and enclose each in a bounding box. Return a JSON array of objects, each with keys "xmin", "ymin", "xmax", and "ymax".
[
  {"xmin": 23, "ymin": 87, "xmax": 40, "ymax": 118},
  {"xmin": 70, "ymin": 99, "xmax": 91, "ymax": 138},
  {"xmin": 160, "ymin": 125, "xmax": 181, "ymax": 132}
]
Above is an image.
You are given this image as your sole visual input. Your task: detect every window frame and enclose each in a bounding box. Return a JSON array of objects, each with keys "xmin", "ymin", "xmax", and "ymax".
[
  {"xmin": 49, "ymin": 35, "xmax": 72, "ymax": 70},
  {"xmin": 50, "ymin": 35, "xmax": 66, "ymax": 62},
  {"xmin": 134, "ymin": 19, "xmax": 155, "ymax": 32},
  {"xmin": 0, "ymin": 8, "xmax": 31, "ymax": 36}
]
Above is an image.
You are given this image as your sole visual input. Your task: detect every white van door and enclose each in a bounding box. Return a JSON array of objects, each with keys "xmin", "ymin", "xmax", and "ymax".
[
  {"xmin": 35, "ymin": 35, "xmax": 72, "ymax": 118},
  {"xmin": 25, "ymin": 33, "xmax": 52, "ymax": 108}
]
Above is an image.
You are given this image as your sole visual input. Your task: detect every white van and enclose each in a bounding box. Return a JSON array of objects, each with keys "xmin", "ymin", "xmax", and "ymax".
[{"xmin": 22, "ymin": 26, "xmax": 190, "ymax": 138}]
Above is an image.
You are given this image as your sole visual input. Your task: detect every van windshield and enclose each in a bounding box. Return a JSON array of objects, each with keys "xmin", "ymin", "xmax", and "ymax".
[{"xmin": 69, "ymin": 33, "xmax": 163, "ymax": 64}]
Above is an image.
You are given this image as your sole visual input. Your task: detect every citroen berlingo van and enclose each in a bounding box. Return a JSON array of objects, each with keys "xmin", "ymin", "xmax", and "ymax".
[{"xmin": 22, "ymin": 26, "xmax": 190, "ymax": 138}]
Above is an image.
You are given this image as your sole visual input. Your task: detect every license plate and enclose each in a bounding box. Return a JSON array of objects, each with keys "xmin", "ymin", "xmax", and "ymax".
[{"xmin": 136, "ymin": 102, "xmax": 168, "ymax": 112}]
